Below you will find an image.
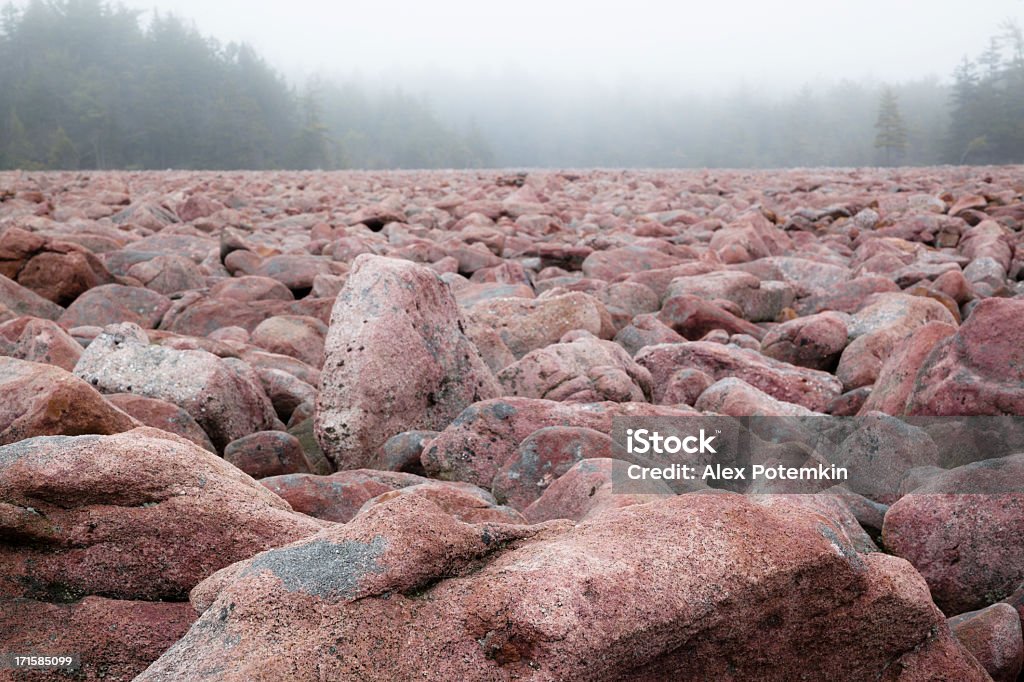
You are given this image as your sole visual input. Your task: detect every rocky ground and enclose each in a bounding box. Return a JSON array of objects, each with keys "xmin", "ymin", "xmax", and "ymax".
[{"xmin": 1, "ymin": 167, "xmax": 1023, "ymax": 680}]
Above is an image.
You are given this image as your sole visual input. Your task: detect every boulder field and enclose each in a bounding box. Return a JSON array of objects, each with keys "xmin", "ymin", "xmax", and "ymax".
[{"xmin": 1, "ymin": 167, "xmax": 1023, "ymax": 680}]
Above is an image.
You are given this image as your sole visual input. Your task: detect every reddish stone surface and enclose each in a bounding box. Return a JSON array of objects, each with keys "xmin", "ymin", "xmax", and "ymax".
[
  {"xmin": 422, "ymin": 398, "xmax": 698, "ymax": 487},
  {"xmin": 224, "ymin": 430, "xmax": 312, "ymax": 478},
  {"xmin": 2, "ymin": 167, "xmax": 1023, "ymax": 679},
  {"xmin": 315, "ymin": 255, "xmax": 499, "ymax": 470},
  {"xmin": 0, "ymin": 356, "xmax": 139, "ymax": 444},
  {"xmin": 636, "ymin": 341, "xmax": 843, "ymax": 412},
  {"xmin": 613, "ymin": 312, "xmax": 685, "ymax": 355},
  {"xmin": 760, "ymin": 311, "xmax": 849, "ymax": 370},
  {"xmin": 468, "ymin": 291, "xmax": 615, "ymax": 357},
  {"xmin": 695, "ymin": 377, "xmax": 823, "ymax": 416},
  {"xmin": 491, "ymin": 426, "xmax": 615, "ymax": 509},
  {"xmin": 357, "ymin": 481, "xmax": 526, "ymax": 524},
  {"xmin": 523, "ymin": 457, "xmax": 676, "ymax": 522},
  {"xmin": 0, "ymin": 272, "xmax": 65, "ymax": 320},
  {"xmin": 657, "ymin": 293, "xmax": 766, "ymax": 340},
  {"xmin": 105, "ymin": 392, "xmax": 216, "ymax": 452},
  {"xmin": 948, "ymin": 603, "xmax": 1023, "ymax": 682},
  {"xmin": 259, "ymin": 469, "xmax": 430, "ymax": 522},
  {"xmin": 497, "ymin": 334, "xmax": 652, "ymax": 402},
  {"xmin": 249, "ymin": 314, "xmax": 327, "ymax": 368},
  {"xmin": 859, "ymin": 321, "xmax": 958, "ymax": 415},
  {"xmin": 0, "ymin": 315, "xmax": 82, "ymax": 370},
  {"xmin": 0, "ymin": 597, "xmax": 196, "ymax": 682},
  {"xmin": 58, "ymin": 283, "xmax": 172, "ymax": 329},
  {"xmin": 138, "ymin": 494, "xmax": 983, "ymax": 681},
  {"xmin": 907, "ymin": 298, "xmax": 1024, "ymax": 416},
  {"xmin": 883, "ymin": 453, "xmax": 1024, "ymax": 614},
  {"xmin": 0, "ymin": 428, "xmax": 322, "ymax": 601}
]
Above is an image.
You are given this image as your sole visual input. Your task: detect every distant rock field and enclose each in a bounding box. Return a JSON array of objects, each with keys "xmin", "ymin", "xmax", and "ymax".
[{"xmin": 2, "ymin": 167, "xmax": 1024, "ymax": 681}]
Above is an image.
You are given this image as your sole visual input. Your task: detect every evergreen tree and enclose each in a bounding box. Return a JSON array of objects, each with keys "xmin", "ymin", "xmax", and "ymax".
[{"xmin": 874, "ymin": 87, "xmax": 908, "ymax": 165}]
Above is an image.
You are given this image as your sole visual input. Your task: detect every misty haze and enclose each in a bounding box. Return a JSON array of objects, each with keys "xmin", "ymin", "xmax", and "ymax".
[{"xmin": 2, "ymin": 0, "xmax": 1024, "ymax": 169}]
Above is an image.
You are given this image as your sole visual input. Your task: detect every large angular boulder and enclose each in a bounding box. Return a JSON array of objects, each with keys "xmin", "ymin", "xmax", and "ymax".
[
  {"xmin": 74, "ymin": 323, "xmax": 278, "ymax": 450},
  {"xmin": 137, "ymin": 494, "xmax": 986, "ymax": 681},
  {"xmin": 315, "ymin": 255, "xmax": 500, "ymax": 470},
  {"xmin": 0, "ymin": 428, "xmax": 322, "ymax": 601}
]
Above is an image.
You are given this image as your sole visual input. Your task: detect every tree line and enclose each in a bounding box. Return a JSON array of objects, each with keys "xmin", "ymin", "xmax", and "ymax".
[
  {"xmin": 1, "ymin": 0, "xmax": 1022, "ymax": 170},
  {"xmin": 0, "ymin": 0, "xmax": 492, "ymax": 170}
]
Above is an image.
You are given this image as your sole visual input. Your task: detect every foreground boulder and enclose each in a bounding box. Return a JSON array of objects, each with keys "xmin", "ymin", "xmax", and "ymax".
[
  {"xmin": 0, "ymin": 428, "xmax": 322, "ymax": 601},
  {"xmin": 315, "ymin": 255, "xmax": 500, "ymax": 470},
  {"xmin": 883, "ymin": 453, "xmax": 1024, "ymax": 614},
  {"xmin": 138, "ymin": 494, "xmax": 986, "ymax": 680},
  {"xmin": 0, "ymin": 356, "xmax": 138, "ymax": 444},
  {"xmin": 74, "ymin": 323, "xmax": 278, "ymax": 450}
]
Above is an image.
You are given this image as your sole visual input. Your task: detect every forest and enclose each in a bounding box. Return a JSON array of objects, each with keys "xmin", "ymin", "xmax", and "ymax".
[{"xmin": 1, "ymin": 0, "xmax": 1023, "ymax": 170}]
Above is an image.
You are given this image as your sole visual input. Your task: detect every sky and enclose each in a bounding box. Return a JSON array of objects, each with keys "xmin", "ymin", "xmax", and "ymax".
[{"xmin": 23, "ymin": 0, "xmax": 1024, "ymax": 89}]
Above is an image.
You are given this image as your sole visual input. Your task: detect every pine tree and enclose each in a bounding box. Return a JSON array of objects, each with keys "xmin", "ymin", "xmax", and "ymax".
[{"xmin": 874, "ymin": 87, "xmax": 908, "ymax": 166}]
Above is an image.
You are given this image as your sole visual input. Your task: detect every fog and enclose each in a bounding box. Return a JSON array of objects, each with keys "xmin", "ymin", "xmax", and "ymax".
[
  {"xmin": 108, "ymin": 0, "xmax": 1022, "ymax": 89},
  {"xmin": 2, "ymin": 0, "xmax": 1024, "ymax": 169}
]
